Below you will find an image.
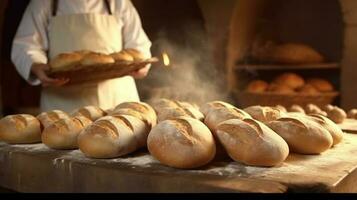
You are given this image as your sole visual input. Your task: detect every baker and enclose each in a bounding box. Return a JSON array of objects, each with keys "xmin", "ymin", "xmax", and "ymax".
[{"xmin": 11, "ymin": 0, "xmax": 152, "ymax": 112}]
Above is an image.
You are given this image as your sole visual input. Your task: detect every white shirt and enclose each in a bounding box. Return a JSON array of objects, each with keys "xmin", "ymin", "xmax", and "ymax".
[{"xmin": 11, "ymin": 0, "xmax": 152, "ymax": 85}]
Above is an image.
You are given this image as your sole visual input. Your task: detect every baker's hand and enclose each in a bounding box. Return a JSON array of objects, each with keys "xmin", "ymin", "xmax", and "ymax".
[
  {"xmin": 31, "ymin": 63, "xmax": 69, "ymax": 87},
  {"xmin": 129, "ymin": 64, "xmax": 151, "ymax": 79}
]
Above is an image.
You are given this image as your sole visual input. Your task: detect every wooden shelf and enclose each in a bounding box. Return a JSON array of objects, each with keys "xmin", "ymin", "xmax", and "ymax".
[{"xmin": 235, "ymin": 63, "xmax": 340, "ymax": 70}]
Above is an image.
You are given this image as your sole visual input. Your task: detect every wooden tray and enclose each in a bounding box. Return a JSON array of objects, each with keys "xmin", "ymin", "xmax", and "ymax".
[
  {"xmin": 338, "ymin": 119, "xmax": 357, "ymax": 133},
  {"xmin": 48, "ymin": 57, "xmax": 159, "ymax": 85}
]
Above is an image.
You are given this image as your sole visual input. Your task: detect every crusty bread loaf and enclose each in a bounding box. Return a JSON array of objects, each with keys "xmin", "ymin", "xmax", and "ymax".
[
  {"xmin": 306, "ymin": 78, "xmax": 334, "ymax": 92},
  {"xmin": 71, "ymin": 106, "xmax": 106, "ymax": 121},
  {"xmin": 244, "ymin": 106, "xmax": 285, "ymax": 123},
  {"xmin": 272, "ymin": 73, "xmax": 305, "ymax": 90},
  {"xmin": 275, "ymin": 105, "xmax": 287, "ymax": 113},
  {"xmin": 37, "ymin": 110, "xmax": 70, "ymax": 129},
  {"xmin": 267, "ymin": 84, "xmax": 296, "ymax": 94},
  {"xmin": 326, "ymin": 106, "xmax": 347, "ymax": 124},
  {"xmin": 110, "ymin": 108, "xmax": 147, "ymax": 124},
  {"xmin": 348, "ymin": 109, "xmax": 357, "ymax": 119},
  {"xmin": 115, "ymin": 102, "xmax": 157, "ymax": 128},
  {"xmin": 123, "ymin": 49, "xmax": 147, "ymax": 61},
  {"xmin": 110, "ymin": 51, "xmax": 134, "ymax": 62},
  {"xmin": 147, "ymin": 117, "xmax": 216, "ymax": 169},
  {"xmin": 271, "ymin": 43, "xmax": 324, "ymax": 64},
  {"xmin": 216, "ymin": 118, "xmax": 289, "ymax": 167},
  {"xmin": 199, "ymin": 101, "xmax": 236, "ymax": 116},
  {"xmin": 78, "ymin": 116, "xmax": 139, "ymax": 159},
  {"xmin": 50, "ymin": 52, "xmax": 83, "ymax": 72},
  {"xmin": 42, "ymin": 116, "xmax": 92, "ymax": 150},
  {"xmin": 80, "ymin": 52, "xmax": 115, "ymax": 66},
  {"xmin": 305, "ymin": 104, "xmax": 327, "ymax": 116},
  {"xmin": 308, "ymin": 114, "xmax": 343, "ymax": 146},
  {"xmin": 204, "ymin": 107, "xmax": 251, "ymax": 133},
  {"xmin": 150, "ymin": 98, "xmax": 180, "ymax": 109},
  {"xmin": 298, "ymin": 84, "xmax": 320, "ymax": 95},
  {"xmin": 156, "ymin": 106, "xmax": 193, "ymax": 122},
  {"xmin": 267, "ymin": 116, "xmax": 333, "ymax": 154},
  {"xmin": 0, "ymin": 114, "xmax": 42, "ymax": 144},
  {"xmin": 246, "ymin": 80, "xmax": 269, "ymax": 93},
  {"xmin": 174, "ymin": 101, "xmax": 204, "ymax": 121},
  {"xmin": 288, "ymin": 105, "xmax": 305, "ymax": 114}
]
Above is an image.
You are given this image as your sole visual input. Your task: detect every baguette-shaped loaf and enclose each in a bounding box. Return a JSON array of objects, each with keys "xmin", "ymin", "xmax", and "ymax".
[
  {"xmin": 326, "ymin": 106, "xmax": 347, "ymax": 124},
  {"xmin": 37, "ymin": 110, "xmax": 70, "ymax": 129},
  {"xmin": 308, "ymin": 114, "xmax": 344, "ymax": 146},
  {"xmin": 71, "ymin": 106, "xmax": 106, "ymax": 121},
  {"xmin": 115, "ymin": 102, "xmax": 157, "ymax": 128},
  {"xmin": 204, "ymin": 107, "xmax": 251, "ymax": 133},
  {"xmin": 216, "ymin": 118, "xmax": 289, "ymax": 167},
  {"xmin": 0, "ymin": 114, "xmax": 42, "ymax": 144},
  {"xmin": 244, "ymin": 106, "xmax": 285, "ymax": 123},
  {"xmin": 78, "ymin": 116, "xmax": 138, "ymax": 158},
  {"xmin": 42, "ymin": 116, "xmax": 92, "ymax": 150},
  {"xmin": 147, "ymin": 117, "xmax": 216, "ymax": 169},
  {"xmin": 267, "ymin": 116, "xmax": 333, "ymax": 154},
  {"xmin": 199, "ymin": 101, "xmax": 236, "ymax": 116}
]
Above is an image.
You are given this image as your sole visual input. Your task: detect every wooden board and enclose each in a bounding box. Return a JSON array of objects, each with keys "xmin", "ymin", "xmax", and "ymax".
[
  {"xmin": 338, "ymin": 119, "xmax": 357, "ymax": 134},
  {"xmin": 1, "ymin": 134, "xmax": 357, "ymax": 193},
  {"xmin": 48, "ymin": 58, "xmax": 159, "ymax": 85}
]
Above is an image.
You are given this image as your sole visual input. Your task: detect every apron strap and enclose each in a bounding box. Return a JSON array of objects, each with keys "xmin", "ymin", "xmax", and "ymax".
[{"xmin": 52, "ymin": 0, "xmax": 112, "ymax": 16}]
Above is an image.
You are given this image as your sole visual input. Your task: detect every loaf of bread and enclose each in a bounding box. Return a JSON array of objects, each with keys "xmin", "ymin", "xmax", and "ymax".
[
  {"xmin": 110, "ymin": 108, "xmax": 147, "ymax": 125},
  {"xmin": 0, "ymin": 114, "xmax": 42, "ymax": 144},
  {"xmin": 274, "ymin": 105, "xmax": 287, "ymax": 113},
  {"xmin": 50, "ymin": 52, "xmax": 83, "ymax": 72},
  {"xmin": 204, "ymin": 107, "xmax": 251, "ymax": 133},
  {"xmin": 308, "ymin": 114, "xmax": 343, "ymax": 146},
  {"xmin": 123, "ymin": 49, "xmax": 147, "ymax": 61},
  {"xmin": 37, "ymin": 110, "xmax": 70, "ymax": 129},
  {"xmin": 114, "ymin": 102, "xmax": 157, "ymax": 128},
  {"xmin": 199, "ymin": 101, "xmax": 236, "ymax": 116},
  {"xmin": 348, "ymin": 109, "xmax": 357, "ymax": 119},
  {"xmin": 306, "ymin": 78, "xmax": 334, "ymax": 92},
  {"xmin": 244, "ymin": 106, "xmax": 285, "ymax": 123},
  {"xmin": 326, "ymin": 106, "xmax": 347, "ymax": 124},
  {"xmin": 305, "ymin": 104, "xmax": 327, "ymax": 116},
  {"xmin": 271, "ymin": 43, "xmax": 324, "ymax": 64},
  {"xmin": 147, "ymin": 117, "xmax": 216, "ymax": 169},
  {"xmin": 288, "ymin": 105, "xmax": 305, "ymax": 114},
  {"xmin": 268, "ymin": 83, "xmax": 296, "ymax": 94},
  {"xmin": 110, "ymin": 51, "xmax": 134, "ymax": 62},
  {"xmin": 216, "ymin": 118, "xmax": 289, "ymax": 167},
  {"xmin": 71, "ymin": 106, "xmax": 106, "ymax": 121},
  {"xmin": 42, "ymin": 115, "xmax": 92, "ymax": 150},
  {"xmin": 272, "ymin": 73, "xmax": 305, "ymax": 90},
  {"xmin": 298, "ymin": 84, "xmax": 320, "ymax": 95},
  {"xmin": 78, "ymin": 116, "xmax": 145, "ymax": 159},
  {"xmin": 246, "ymin": 80, "xmax": 269, "ymax": 93},
  {"xmin": 150, "ymin": 98, "xmax": 180, "ymax": 109},
  {"xmin": 267, "ymin": 116, "xmax": 333, "ymax": 154},
  {"xmin": 80, "ymin": 52, "xmax": 115, "ymax": 66}
]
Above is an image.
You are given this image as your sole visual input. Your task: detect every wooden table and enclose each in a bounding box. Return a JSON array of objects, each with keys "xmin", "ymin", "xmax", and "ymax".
[{"xmin": 1, "ymin": 133, "xmax": 357, "ymax": 193}]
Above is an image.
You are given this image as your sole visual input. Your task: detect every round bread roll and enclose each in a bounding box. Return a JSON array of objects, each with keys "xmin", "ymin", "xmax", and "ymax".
[
  {"xmin": 271, "ymin": 43, "xmax": 324, "ymax": 64},
  {"xmin": 308, "ymin": 114, "xmax": 343, "ymax": 146},
  {"xmin": 348, "ymin": 109, "xmax": 357, "ymax": 119},
  {"xmin": 42, "ymin": 116, "xmax": 92, "ymax": 150},
  {"xmin": 115, "ymin": 102, "xmax": 157, "ymax": 128},
  {"xmin": 298, "ymin": 84, "xmax": 320, "ymax": 95},
  {"xmin": 199, "ymin": 101, "xmax": 236, "ymax": 116},
  {"xmin": 81, "ymin": 52, "xmax": 115, "ymax": 66},
  {"xmin": 246, "ymin": 80, "xmax": 269, "ymax": 93},
  {"xmin": 306, "ymin": 78, "xmax": 334, "ymax": 92},
  {"xmin": 272, "ymin": 73, "xmax": 305, "ymax": 90},
  {"xmin": 267, "ymin": 83, "xmax": 296, "ymax": 94},
  {"xmin": 147, "ymin": 117, "xmax": 216, "ymax": 169},
  {"xmin": 37, "ymin": 110, "xmax": 70, "ymax": 129},
  {"xmin": 123, "ymin": 49, "xmax": 147, "ymax": 61},
  {"xmin": 110, "ymin": 51, "xmax": 135, "ymax": 62},
  {"xmin": 71, "ymin": 106, "xmax": 106, "ymax": 121},
  {"xmin": 216, "ymin": 118, "xmax": 289, "ymax": 167},
  {"xmin": 0, "ymin": 114, "xmax": 42, "ymax": 144},
  {"xmin": 323, "ymin": 104, "xmax": 334, "ymax": 112},
  {"xmin": 267, "ymin": 116, "xmax": 333, "ymax": 154},
  {"xmin": 204, "ymin": 107, "xmax": 251, "ymax": 133},
  {"xmin": 50, "ymin": 52, "xmax": 83, "ymax": 72},
  {"xmin": 243, "ymin": 106, "xmax": 285, "ymax": 123},
  {"xmin": 326, "ymin": 106, "xmax": 347, "ymax": 124},
  {"xmin": 288, "ymin": 105, "xmax": 306, "ymax": 114},
  {"xmin": 78, "ymin": 116, "xmax": 139, "ymax": 159},
  {"xmin": 305, "ymin": 104, "xmax": 323, "ymax": 115}
]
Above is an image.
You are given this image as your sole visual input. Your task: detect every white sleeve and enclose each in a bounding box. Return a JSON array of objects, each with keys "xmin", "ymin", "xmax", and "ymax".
[
  {"xmin": 115, "ymin": 0, "xmax": 152, "ymax": 58},
  {"xmin": 11, "ymin": 0, "xmax": 51, "ymax": 86}
]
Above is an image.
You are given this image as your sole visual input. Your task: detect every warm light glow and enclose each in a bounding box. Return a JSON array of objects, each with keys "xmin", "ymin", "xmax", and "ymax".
[{"xmin": 162, "ymin": 53, "xmax": 170, "ymax": 66}]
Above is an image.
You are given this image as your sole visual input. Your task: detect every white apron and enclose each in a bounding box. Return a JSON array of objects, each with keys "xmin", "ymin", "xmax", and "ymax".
[{"xmin": 42, "ymin": 6, "xmax": 140, "ymax": 113}]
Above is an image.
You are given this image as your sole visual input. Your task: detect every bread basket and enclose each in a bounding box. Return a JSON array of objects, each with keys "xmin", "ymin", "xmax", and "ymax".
[
  {"xmin": 233, "ymin": 91, "xmax": 339, "ymax": 108},
  {"xmin": 48, "ymin": 57, "xmax": 159, "ymax": 85}
]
